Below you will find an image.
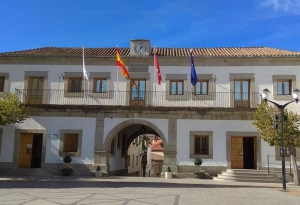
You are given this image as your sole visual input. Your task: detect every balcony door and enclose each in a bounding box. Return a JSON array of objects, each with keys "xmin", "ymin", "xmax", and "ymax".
[
  {"xmin": 28, "ymin": 77, "xmax": 44, "ymax": 104},
  {"xmin": 234, "ymin": 80, "xmax": 250, "ymax": 108},
  {"xmin": 130, "ymin": 79, "xmax": 146, "ymax": 106}
]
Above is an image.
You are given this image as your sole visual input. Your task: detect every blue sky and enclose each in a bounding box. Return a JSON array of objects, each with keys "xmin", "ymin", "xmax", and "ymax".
[{"xmin": 1, "ymin": 0, "xmax": 300, "ymax": 52}]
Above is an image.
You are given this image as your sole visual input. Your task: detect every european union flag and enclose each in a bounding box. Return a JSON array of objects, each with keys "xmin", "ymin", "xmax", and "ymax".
[{"xmin": 190, "ymin": 51, "xmax": 198, "ymax": 86}]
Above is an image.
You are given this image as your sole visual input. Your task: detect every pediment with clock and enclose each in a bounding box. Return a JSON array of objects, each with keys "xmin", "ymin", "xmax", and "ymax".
[{"xmin": 130, "ymin": 40, "xmax": 151, "ymax": 56}]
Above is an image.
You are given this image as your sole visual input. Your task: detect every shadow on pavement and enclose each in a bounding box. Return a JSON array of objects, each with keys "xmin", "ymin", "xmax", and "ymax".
[{"xmin": 0, "ymin": 180, "xmax": 279, "ymax": 189}]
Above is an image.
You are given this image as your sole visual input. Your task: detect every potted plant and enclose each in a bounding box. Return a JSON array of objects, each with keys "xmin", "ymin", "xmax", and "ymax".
[
  {"xmin": 95, "ymin": 166, "xmax": 102, "ymax": 177},
  {"xmin": 61, "ymin": 155, "xmax": 73, "ymax": 176},
  {"xmin": 63, "ymin": 155, "xmax": 72, "ymax": 163},
  {"xmin": 165, "ymin": 166, "xmax": 173, "ymax": 179},
  {"xmin": 194, "ymin": 158, "xmax": 204, "ymax": 179}
]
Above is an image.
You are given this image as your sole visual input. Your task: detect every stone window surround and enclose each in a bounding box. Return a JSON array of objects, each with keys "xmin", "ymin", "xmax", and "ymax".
[
  {"xmin": 226, "ymin": 131, "xmax": 261, "ymax": 169},
  {"xmin": 229, "ymin": 73, "xmax": 255, "ymax": 108},
  {"xmin": 88, "ymin": 72, "xmax": 111, "ymax": 99},
  {"xmin": 192, "ymin": 74, "xmax": 214, "ymax": 101},
  {"xmin": 24, "ymin": 71, "xmax": 48, "ymax": 103},
  {"xmin": 166, "ymin": 74, "xmax": 188, "ymax": 100},
  {"xmin": 125, "ymin": 72, "xmax": 151, "ymax": 106},
  {"xmin": 190, "ymin": 131, "xmax": 213, "ymax": 159},
  {"xmin": 274, "ymin": 145, "xmax": 300, "ymax": 161},
  {"xmin": 63, "ymin": 72, "xmax": 84, "ymax": 97},
  {"xmin": 0, "ymin": 73, "xmax": 9, "ymax": 97},
  {"xmin": 272, "ymin": 75, "xmax": 296, "ymax": 101},
  {"xmin": 59, "ymin": 129, "xmax": 82, "ymax": 157}
]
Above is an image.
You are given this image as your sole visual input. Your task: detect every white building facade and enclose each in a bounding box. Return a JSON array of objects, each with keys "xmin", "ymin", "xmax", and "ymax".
[{"xmin": 0, "ymin": 39, "xmax": 300, "ymax": 176}]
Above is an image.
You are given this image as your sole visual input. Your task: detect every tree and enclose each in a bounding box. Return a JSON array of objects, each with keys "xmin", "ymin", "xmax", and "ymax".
[
  {"xmin": 0, "ymin": 93, "xmax": 29, "ymax": 125},
  {"xmin": 253, "ymin": 101, "xmax": 300, "ymax": 185}
]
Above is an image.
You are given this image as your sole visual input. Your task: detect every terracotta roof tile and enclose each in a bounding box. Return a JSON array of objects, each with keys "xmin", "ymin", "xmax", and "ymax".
[
  {"xmin": 1, "ymin": 47, "xmax": 300, "ymax": 57},
  {"xmin": 151, "ymin": 140, "xmax": 164, "ymax": 151}
]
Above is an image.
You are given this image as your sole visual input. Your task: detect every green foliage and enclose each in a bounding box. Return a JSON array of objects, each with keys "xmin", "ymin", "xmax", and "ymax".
[
  {"xmin": 0, "ymin": 93, "xmax": 28, "ymax": 125},
  {"xmin": 63, "ymin": 155, "xmax": 72, "ymax": 163},
  {"xmin": 194, "ymin": 158, "xmax": 203, "ymax": 166},
  {"xmin": 96, "ymin": 166, "xmax": 101, "ymax": 171},
  {"xmin": 167, "ymin": 166, "xmax": 171, "ymax": 172},
  {"xmin": 253, "ymin": 101, "xmax": 300, "ymax": 147}
]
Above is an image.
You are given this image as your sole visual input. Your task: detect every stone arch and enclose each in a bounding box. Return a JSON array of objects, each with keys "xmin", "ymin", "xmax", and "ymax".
[{"xmin": 104, "ymin": 119, "xmax": 167, "ymax": 152}]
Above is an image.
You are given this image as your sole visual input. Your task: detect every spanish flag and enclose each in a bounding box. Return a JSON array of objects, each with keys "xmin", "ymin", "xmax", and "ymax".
[{"xmin": 116, "ymin": 47, "xmax": 130, "ymax": 78}]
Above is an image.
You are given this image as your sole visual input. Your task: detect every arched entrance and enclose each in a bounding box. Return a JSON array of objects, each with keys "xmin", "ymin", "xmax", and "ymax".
[{"xmin": 98, "ymin": 119, "xmax": 175, "ymax": 176}]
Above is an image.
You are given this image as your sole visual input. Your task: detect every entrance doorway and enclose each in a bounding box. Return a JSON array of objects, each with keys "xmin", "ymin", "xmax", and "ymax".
[
  {"xmin": 231, "ymin": 136, "xmax": 256, "ymax": 169},
  {"xmin": 18, "ymin": 134, "xmax": 43, "ymax": 168}
]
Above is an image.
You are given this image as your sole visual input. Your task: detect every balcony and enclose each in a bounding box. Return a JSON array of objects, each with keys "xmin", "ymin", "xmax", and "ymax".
[{"xmin": 15, "ymin": 89, "xmax": 261, "ymax": 108}]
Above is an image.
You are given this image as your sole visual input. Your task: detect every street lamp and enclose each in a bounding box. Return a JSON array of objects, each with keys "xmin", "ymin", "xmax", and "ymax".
[{"xmin": 260, "ymin": 88, "xmax": 300, "ymax": 190}]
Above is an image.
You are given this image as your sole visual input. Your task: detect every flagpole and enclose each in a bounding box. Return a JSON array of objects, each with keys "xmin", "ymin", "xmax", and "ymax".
[
  {"xmin": 83, "ymin": 46, "xmax": 87, "ymax": 99},
  {"xmin": 116, "ymin": 45, "xmax": 119, "ymax": 91},
  {"xmin": 153, "ymin": 47, "xmax": 157, "ymax": 92}
]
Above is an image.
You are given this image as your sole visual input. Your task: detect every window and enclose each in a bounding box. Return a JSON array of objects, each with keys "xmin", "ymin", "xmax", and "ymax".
[
  {"xmin": 59, "ymin": 129, "xmax": 82, "ymax": 157},
  {"xmin": 111, "ymin": 138, "xmax": 115, "ymax": 154},
  {"xmin": 64, "ymin": 134, "xmax": 78, "ymax": 152},
  {"xmin": 170, "ymin": 80, "xmax": 183, "ymax": 95},
  {"xmin": 280, "ymin": 147, "xmax": 291, "ymax": 156},
  {"xmin": 195, "ymin": 80, "xmax": 208, "ymax": 95},
  {"xmin": 194, "ymin": 135, "xmax": 209, "ymax": 155},
  {"xmin": 93, "ymin": 78, "xmax": 107, "ymax": 93},
  {"xmin": 277, "ymin": 80, "xmax": 291, "ymax": 95},
  {"xmin": 68, "ymin": 77, "xmax": 82, "ymax": 92},
  {"xmin": 0, "ymin": 77, "xmax": 5, "ymax": 92},
  {"xmin": 272, "ymin": 75, "xmax": 296, "ymax": 101},
  {"xmin": 132, "ymin": 155, "xmax": 134, "ymax": 168},
  {"xmin": 136, "ymin": 156, "xmax": 138, "ymax": 166}
]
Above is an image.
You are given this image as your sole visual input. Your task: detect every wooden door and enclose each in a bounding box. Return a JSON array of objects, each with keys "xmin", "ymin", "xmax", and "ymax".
[
  {"xmin": 234, "ymin": 80, "xmax": 250, "ymax": 108},
  {"xmin": 231, "ymin": 137, "xmax": 243, "ymax": 169},
  {"xmin": 130, "ymin": 79, "xmax": 146, "ymax": 106},
  {"xmin": 28, "ymin": 77, "xmax": 44, "ymax": 104},
  {"xmin": 18, "ymin": 134, "xmax": 33, "ymax": 168}
]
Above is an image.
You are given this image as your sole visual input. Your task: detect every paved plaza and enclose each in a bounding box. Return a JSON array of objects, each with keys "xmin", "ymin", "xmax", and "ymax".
[{"xmin": 0, "ymin": 176, "xmax": 300, "ymax": 205}]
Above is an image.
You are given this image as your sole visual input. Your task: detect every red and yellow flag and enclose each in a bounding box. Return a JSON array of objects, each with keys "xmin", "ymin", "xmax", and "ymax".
[{"xmin": 116, "ymin": 48, "xmax": 130, "ymax": 78}]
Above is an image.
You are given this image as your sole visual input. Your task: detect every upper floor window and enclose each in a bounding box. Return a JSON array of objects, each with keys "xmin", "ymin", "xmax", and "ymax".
[
  {"xmin": 68, "ymin": 77, "xmax": 82, "ymax": 92},
  {"xmin": 0, "ymin": 77, "xmax": 5, "ymax": 92},
  {"xmin": 195, "ymin": 80, "xmax": 208, "ymax": 95},
  {"xmin": 93, "ymin": 78, "xmax": 107, "ymax": 93},
  {"xmin": 194, "ymin": 135, "xmax": 209, "ymax": 155},
  {"xmin": 64, "ymin": 134, "xmax": 78, "ymax": 153},
  {"xmin": 170, "ymin": 80, "xmax": 183, "ymax": 95},
  {"xmin": 277, "ymin": 80, "xmax": 291, "ymax": 95}
]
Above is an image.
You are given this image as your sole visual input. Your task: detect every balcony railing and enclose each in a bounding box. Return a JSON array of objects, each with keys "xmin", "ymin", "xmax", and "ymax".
[{"xmin": 15, "ymin": 89, "xmax": 261, "ymax": 108}]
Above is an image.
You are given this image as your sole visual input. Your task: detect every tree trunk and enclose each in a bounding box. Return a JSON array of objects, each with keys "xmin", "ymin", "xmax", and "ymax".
[{"xmin": 289, "ymin": 144, "xmax": 299, "ymax": 185}]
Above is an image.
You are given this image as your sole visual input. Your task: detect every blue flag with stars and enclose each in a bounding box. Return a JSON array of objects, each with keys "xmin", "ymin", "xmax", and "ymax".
[{"xmin": 190, "ymin": 51, "xmax": 198, "ymax": 86}]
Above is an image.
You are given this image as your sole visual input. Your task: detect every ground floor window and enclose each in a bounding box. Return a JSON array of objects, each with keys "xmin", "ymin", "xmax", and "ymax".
[{"xmin": 194, "ymin": 135, "xmax": 209, "ymax": 155}]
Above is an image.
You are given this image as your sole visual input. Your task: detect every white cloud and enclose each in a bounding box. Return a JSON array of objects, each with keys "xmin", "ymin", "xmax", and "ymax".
[{"xmin": 262, "ymin": 0, "xmax": 300, "ymax": 14}]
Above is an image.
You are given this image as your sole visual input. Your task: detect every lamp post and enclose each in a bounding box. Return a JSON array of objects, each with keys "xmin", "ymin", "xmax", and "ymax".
[{"xmin": 260, "ymin": 88, "xmax": 300, "ymax": 190}]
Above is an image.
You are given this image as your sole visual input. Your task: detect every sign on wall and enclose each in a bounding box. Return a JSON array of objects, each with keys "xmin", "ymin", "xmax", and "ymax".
[{"xmin": 48, "ymin": 133, "xmax": 59, "ymax": 140}]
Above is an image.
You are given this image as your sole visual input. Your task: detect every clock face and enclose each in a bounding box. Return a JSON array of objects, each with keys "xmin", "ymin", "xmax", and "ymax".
[{"xmin": 134, "ymin": 42, "xmax": 147, "ymax": 54}]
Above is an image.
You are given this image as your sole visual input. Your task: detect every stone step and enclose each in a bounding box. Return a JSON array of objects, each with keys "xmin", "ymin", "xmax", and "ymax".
[
  {"xmin": 220, "ymin": 172, "xmax": 276, "ymax": 178},
  {"xmin": 213, "ymin": 177, "xmax": 282, "ymax": 183},
  {"xmin": 0, "ymin": 168, "xmax": 54, "ymax": 177},
  {"xmin": 226, "ymin": 169, "xmax": 269, "ymax": 173},
  {"xmin": 213, "ymin": 169, "xmax": 283, "ymax": 183}
]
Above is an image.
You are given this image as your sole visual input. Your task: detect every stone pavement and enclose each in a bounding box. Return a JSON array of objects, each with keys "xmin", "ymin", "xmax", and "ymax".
[{"xmin": 0, "ymin": 176, "xmax": 300, "ymax": 205}]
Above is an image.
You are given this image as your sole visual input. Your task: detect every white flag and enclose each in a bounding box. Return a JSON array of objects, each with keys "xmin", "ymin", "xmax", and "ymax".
[{"xmin": 83, "ymin": 46, "xmax": 88, "ymax": 80}]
